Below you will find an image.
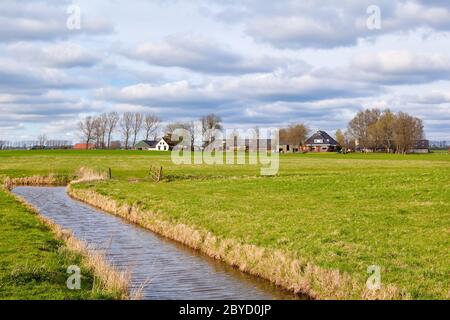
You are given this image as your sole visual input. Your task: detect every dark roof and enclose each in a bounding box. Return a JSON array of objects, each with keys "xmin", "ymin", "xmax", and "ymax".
[
  {"xmin": 137, "ymin": 140, "xmax": 158, "ymax": 148},
  {"xmin": 414, "ymin": 139, "xmax": 429, "ymax": 149},
  {"xmin": 305, "ymin": 130, "xmax": 339, "ymax": 146}
]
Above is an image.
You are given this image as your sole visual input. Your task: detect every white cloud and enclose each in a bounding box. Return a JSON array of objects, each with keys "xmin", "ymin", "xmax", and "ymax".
[
  {"xmin": 7, "ymin": 42, "xmax": 102, "ymax": 68},
  {"xmin": 0, "ymin": 0, "xmax": 449, "ymax": 140},
  {"xmin": 218, "ymin": 1, "xmax": 450, "ymax": 49},
  {"xmin": 126, "ymin": 34, "xmax": 302, "ymax": 74},
  {"xmin": 0, "ymin": 0, "xmax": 113, "ymax": 42},
  {"xmin": 351, "ymin": 51, "xmax": 450, "ymax": 84}
]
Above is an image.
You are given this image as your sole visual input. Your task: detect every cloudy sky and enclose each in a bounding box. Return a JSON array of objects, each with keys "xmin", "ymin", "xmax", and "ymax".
[{"xmin": 1, "ymin": 0, "xmax": 450, "ymax": 141}]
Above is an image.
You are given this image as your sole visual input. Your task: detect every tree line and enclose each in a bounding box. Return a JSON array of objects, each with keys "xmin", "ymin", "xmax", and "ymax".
[
  {"xmin": 76, "ymin": 108, "xmax": 424, "ymax": 153},
  {"xmin": 336, "ymin": 109, "xmax": 424, "ymax": 153},
  {"xmin": 78, "ymin": 112, "xmax": 223, "ymax": 150},
  {"xmin": 78, "ymin": 112, "xmax": 161, "ymax": 149}
]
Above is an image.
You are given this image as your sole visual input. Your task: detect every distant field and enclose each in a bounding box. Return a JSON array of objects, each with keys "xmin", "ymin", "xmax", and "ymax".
[{"xmin": 1, "ymin": 150, "xmax": 449, "ymax": 299}]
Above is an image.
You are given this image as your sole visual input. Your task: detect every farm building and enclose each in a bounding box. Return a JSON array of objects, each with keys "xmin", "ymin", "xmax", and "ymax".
[
  {"xmin": 222, "ymin": 138, "xmax": 272, "ymax": 152},
  {"xmin": 409, "ymin": 140, "xmax": 429, "ymax": 154},
  {"xmin": 277, "ymin": 141, "xmax": 301, "ymax": 153},
  {"xmin": 74, "ymin": 143, "xmax": 95, "ymax": 150},
  {"xmin": 135, "ymin": 138, "xmax": 171, "ymax": 151},
  {"xmin": 305, "ymin": 130, "xmax": 339, "ymax": 152}
]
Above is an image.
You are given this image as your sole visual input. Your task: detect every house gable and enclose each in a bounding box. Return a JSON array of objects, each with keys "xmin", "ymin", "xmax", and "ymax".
[
  {"xmin": 155, "ymin": 138, "xmax": 170, "ymax": 151},
  {"xmin": 305, "ymin": 131, "xmax": 339, "ymax": 146}
]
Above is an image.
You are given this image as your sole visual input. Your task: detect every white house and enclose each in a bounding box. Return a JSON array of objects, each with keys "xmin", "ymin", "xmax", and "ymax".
[{"xmin": 134, "ymin": 138, "xmax": 171, "ymax": 151}]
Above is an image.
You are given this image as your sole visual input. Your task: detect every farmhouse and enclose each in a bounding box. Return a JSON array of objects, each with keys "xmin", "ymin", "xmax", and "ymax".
[
  {"xmin": 305, "ymin": 130, "xmax": 339, "ymax": 152},
  {"xmin": 135, "ymin": 138, "xmax": 171, "ymax": 151}
]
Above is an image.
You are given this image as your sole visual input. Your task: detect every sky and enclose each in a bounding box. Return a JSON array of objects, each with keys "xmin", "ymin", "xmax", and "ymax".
[{"xmin": 0, "ymin": 0, "xmax": 450, "ymax": 142}]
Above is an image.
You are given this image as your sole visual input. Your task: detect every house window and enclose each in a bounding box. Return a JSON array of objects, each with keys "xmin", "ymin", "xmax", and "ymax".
[
  {"xmin": 314, "ymin": 139, "xmax": 323, "ymax": 143},
  {"xmin": 158, "ymin": 146, "xmax": 161, "ymax": 150},
  {"xmin": 164, "ymin": 146, "xmax": 167, "ymax": 150}
]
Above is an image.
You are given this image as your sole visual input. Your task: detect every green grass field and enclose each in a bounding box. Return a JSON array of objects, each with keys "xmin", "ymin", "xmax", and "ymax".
[
  {"xmin": 1, "ymin": 149, "xmax": 449, "ymax": 299},
  {"xmin": 0, "ymin": 187, "xmax": 120, "ymax": 299}
]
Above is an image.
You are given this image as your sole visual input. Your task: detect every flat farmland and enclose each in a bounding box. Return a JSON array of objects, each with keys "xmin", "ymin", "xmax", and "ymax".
[{"xmin": 1, "ymin": 150, "xmax": 449, "ymax": 299}]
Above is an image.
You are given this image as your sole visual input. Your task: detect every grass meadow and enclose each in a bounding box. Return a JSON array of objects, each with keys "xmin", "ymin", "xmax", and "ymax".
[
  {"xmin": 0, "ymin": 149, "xmax": 449, "ymax": 299},
  {"xmin": 0, "ymin": 187, "xmax": 125, "ymax": 299}
]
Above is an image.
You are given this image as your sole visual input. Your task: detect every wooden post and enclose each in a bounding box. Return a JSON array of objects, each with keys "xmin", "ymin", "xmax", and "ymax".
[
  {"xmin": 158, "ymin": 166, "xmax": 163, "ymax": 182},
  {"xmin": 148, "ymin": 165, "xmax": 163, "ymax": 182},
  {"xmin": 108, "ymin": 168, "xmax": 112, "ymax": 179}
]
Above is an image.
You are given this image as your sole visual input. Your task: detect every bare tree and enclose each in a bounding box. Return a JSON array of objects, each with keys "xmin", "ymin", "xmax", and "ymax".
[
  {"xmin": 287, "ymin": 123, "xmax": 309, "ymax": 146},
  {"xmin": 335, "ymin": 129, "xmax": 345, "ymax": 151},
  {"xmin": 348, "ymin": 109, "xmax": 381, "ymax": 151},
  {"xmin": 377, "ymin": 109, "xmax": 395, "ymax": 153},
  {"xmin": 132, "ymin": 112, "xmax": 143, "ymax": 147},
  {"xmin": 78, "ymin": 116, "xmax": 95, "ymax": 149},
  {"xmin": 186, "ymin": 121, "xmax": 199, "ymax": 150},
  {"xmin": 201, "ymin": 113, "xmax": 222, "ymax": 146},
  {"xmin": 393, "ymin": 112, "xmax": 424, "ymax": 154},
  {"xmin": 347, "ymin": 108, "xmax": 424, "ymax": 154},
  {"xmin": 92, "ymin": 114, "xmax": 108, "ymax": 149},
  {"xmin": 106, "ymin": 112, "xmax": 119, "ymax": 149},
  {"xmin": 121, "ymin": 112, "xmax": 134, "ymax": 149},
  {"xmin": 143, "ymin": 113, "xmax": 160, "ymax": 140},
  {"xmin": 279, "ymin": 123, "xmax": 309, "ymax": 148},
  {"xmin": 37, "ymin": 134, "xmax": 47, "ymax": 148}
]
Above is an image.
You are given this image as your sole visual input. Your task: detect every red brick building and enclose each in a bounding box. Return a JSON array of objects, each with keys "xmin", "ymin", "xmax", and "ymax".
[{"xmin": 74, "ymin": 143, "xmax": 95, "ymax": 150}]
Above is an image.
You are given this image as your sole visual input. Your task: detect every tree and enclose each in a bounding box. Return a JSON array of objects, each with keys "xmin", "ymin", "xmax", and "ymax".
[
  {"xmin": 279, "ymin": 123, "xmax": 309, "ymax": 150},
  {"xmin": 201, "ymin": 113, "xmax": 222, "ymax": 145},
  {"xmin": 287, "ymin": 124, "xmax": 309, "ymax": 146},
  {"xmin": 132, "ymin": 112, "xmax": 143, "ymax": 147},
  {"xmin": 344, "ymin": 131, "xmax": 356, "ymax": 150},
  {"xmin": 92, "ymin": 114, "xmax": 108, "ymax": 149},
  {"xmin": 37, "ymin": 134, "xmax": 47, "ymax": 148},
  {"xmin": 106, "ymin": 112, "xmax": 119, "ymax": 149},
  {"xmin": 377, "ymin": 109, "xmax": 395, "ymax": 153},
  {"xmin": 347, "ymin": 109, "xmax": 381, "ymax": 151},
  {"xmin": 143, "ymin": 113, "xmax": 160, "ymax": 140},
  {"xmin": 393, "ymin": 112, "xmax": 424, "ymax": 154},
  {"xmin": 368, "ymin": 121, "xmax": 383, "ymax": 151},
  {"xmin": 164, "ymin": 122, "xmax": 188, "ymax": 144},
  {"xmin": 120, "ymin": 112, "xmax": 133, "ymax": 150},
  {"xmin": 335, "ymin": 129, "xmax": 345, "ymax": 151},
  {"xmin": 78, "ymin": 116, "xmax": 95, "ymax": 149},
  {"xmin": 185, "ymin": 121, "xmax": 198, "ymax": 150}
]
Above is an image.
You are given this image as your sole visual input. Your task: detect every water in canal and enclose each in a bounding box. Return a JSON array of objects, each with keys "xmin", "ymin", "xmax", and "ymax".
[{"xmin": 13, "ymin": 186, "xmax": 302, "ymax": 300}]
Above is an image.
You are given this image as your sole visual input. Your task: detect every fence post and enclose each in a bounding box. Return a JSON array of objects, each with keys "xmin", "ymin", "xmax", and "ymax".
[{"xmin": 108, "ymin": 168, "xmax": 112, "ymax": 179}]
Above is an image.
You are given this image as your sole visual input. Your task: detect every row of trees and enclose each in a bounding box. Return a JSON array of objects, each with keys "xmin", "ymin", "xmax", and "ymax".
[
  {"xmin": 78, "ymin": 112, "xmax": 224, "ymax": 150},
  {"xmin": 337, "ymin": 109, "xmax": 424, "ymax": 153},
  {"xmin": 164, "ymin": 113, "xmax": 223, "ymax": 149},
  {"xmin": 76, "ymin": 108, "xmax": 423, "ymax": 153},
  {"xmin": 78, "ymin": 112, "xmax": 161, "ymax": 149}
]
